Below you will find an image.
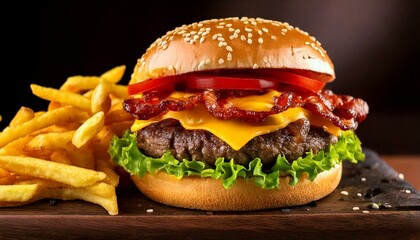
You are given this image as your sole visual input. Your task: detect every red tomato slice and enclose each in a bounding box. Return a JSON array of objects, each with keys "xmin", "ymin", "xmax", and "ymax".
[{"xmin": 127, "ymin": 70, "xmax": 326, "ymax": 95}]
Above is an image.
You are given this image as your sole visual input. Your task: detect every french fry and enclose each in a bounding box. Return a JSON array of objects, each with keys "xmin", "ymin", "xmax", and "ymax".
[
  {"xmin": 0, "ymin": 136, "xmax": 33, "ymax": 156},
  {"xmin": 31, "ymin": 84, "xmax": 92, "ymax": 112},
  {"xmin": 105, "ymin": 108, "xmax": 133, "ymax": 125},
  {"xmin": 60, "ymin": 76, "xmax": 102, "ymax": 93},
  {"xmin": 91, "ymin": 82, "xmax": 112, "ymax": 114},
  {"xmin": 59, "ymin": 65, "xmax": 126, "ymax": 93},
  {"xmin": 37, "ymin": 182, "xmax": 118, "ymax": 215},
  {"xmin": 109, "ymin": 120, "xmax": 134, "ymax": 137},
  {"xmin": 0, "ymin": 107, "xmax": 88, "ymax": 148},
  {"xmin": 66, "ymin": 142, "xmax": 95, "ymax": 170},
  {"xmin": 0, "ymin": 168, "xmax": 15, "ymax": 185},
  {"xmin": 72, "ymin": 111, "xmax": 105, "ymax": 148},
  {"xmin": 47, "ymin": 101, "xmax": 62, "ymax": 111},
  {"xmin": 0, "ymin": 66, "xmax": 129, "ymax": 215},
  {"xmin": 24, "ymin": 131, "xmax": 75, "ymax": 151},
  {"xmin": 0, "ymin": 184, "xmax": 39, "ymax": 202},
  {"xmin": 50, "ymin": 150, "xmax": 72, "ymax": 165},
  {"xmin": 26, "ymin": 131, "xmax": 75, "ymax": 151},
  {"xmin": 100, "ymin": 65, "xmax": 126, "ymax": 83},
  {"xmin": 9, "ymin": 107, "xmax": 35, "ymax": 127},
  {"xmin": 0, "ymin": 155, "xmax": 106, "ymax": 187},
  {"xmin": 109, "ymin": 84, "xmax": 129, "ymax": 99}
]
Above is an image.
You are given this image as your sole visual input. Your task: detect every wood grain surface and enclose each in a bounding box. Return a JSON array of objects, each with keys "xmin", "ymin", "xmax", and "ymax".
[{"xmin": 0, "ymin": 148, "xmax": 419, "ymax": 239}]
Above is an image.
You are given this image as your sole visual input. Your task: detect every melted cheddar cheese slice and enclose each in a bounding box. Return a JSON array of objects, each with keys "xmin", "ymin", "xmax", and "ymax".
[{"xmin": 131, "ymin": 90, "xmax": 341, "ymax": 150}]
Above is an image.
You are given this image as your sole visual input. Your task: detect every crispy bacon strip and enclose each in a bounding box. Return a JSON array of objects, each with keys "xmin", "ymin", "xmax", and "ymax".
[{"xmin": 123, "ymin": 90, "xmax": 369, "ymax": 130}]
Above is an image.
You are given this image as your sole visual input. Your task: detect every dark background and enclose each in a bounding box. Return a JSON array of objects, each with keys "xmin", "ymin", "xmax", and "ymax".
[{"xmin": 2, "ymin": 0, "xmax": 419, "ymax": 154}]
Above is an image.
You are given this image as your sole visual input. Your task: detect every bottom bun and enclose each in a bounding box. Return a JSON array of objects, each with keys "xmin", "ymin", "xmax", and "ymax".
[{"xmin": 131, "ymin": 163, "xmax": 342, "ymax": 211}]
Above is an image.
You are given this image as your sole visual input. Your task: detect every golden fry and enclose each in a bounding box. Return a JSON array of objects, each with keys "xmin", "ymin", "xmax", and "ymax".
[
  {"xmin": 91, "ymin": 82, "xmax": 112, "ymax": 114},
  {"xmin": 26, "ymin": 131, "xmax": 74, "ymax": 151},
  {"xmin": 0, "ymin": 168, "xmax": 15, "ymax": 185},
  {"xmin": 0, "ymin": 184, "xmax": 39, "ymax": 202},
  {"xmin": 66, "ymin": 142, "xmax": 95, "ymax": 170},
  {"xmin": 109, "ymin": 84, "xmax": 128, "ymax": 99},
  {"xmin": 49, "ymin": 150, "xmax": 72, "ymax": 165},
  {"xmin": 109, "ymin": 120, "xmax": 134, "ymax": 137},
  {"xmin": 0, "ymin": 66, "xmax": 129, "ymax": 215},
  {"xmin": 72, "ymin": 111, "xmax": 105, "ymax": 148},
  {"xmin": 105, "ymin": 108, "xmax": 133, "ymax": 125},
  {"xmin": 9, "ymin": 107, "xmax": 35, "ymax": 127},
  {"xmin": 0, "ymin": 155, "xmax": 106, "ymax": 187},
  {"xmin": 100, "ymin": 65, "xmax": 126, "ymax": 84},
  {"xmin": 31, "ymin": 84, "xmax": 91, "ymax": 112},
  {"xmin": 0, "ymin": 107, "xmax": 88, "ymax": 148},
  {"xmin": 59, "ymin": 76, "xmax": 101, "ymax": 93},
  {"xmin": 37, "ymin": 182, "xmax": 118, "ymax": 215}
]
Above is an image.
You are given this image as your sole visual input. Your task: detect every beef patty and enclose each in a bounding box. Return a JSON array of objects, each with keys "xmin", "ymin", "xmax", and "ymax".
[{"xmin": 136, "ymin": 118, "xmax": 337, "ymax": 167}]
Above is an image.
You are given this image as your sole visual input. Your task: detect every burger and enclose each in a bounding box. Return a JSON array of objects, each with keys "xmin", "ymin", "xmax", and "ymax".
[{"xmin": 108, "ymin": 17, "xmax": 369, "ymax": 211}]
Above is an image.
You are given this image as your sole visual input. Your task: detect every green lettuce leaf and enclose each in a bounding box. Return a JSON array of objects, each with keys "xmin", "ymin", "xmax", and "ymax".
[{"xmin": 108, "ymin": 130, "xmax": 364, "ymax": 189}]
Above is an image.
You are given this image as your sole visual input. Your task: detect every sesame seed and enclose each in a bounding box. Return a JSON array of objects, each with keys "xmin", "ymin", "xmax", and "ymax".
[
  {"xmin": 247, "ymin": 38, "xmax": 252, "ymax": 44},
  {"xmin": 168, "ymin": 65, "xmax": 175, "ymax": 72},
  {"xmin": 370, "ymin": 203, "xmax": 380, "ymax": 209},
  {"xmin": 218, "ymin": 58, "xmax": 224, "ymax": 64},
  {"xmin": 184, "ymin": 37, "xmax": 191, "ymax": 42},
  {"xmin": 247, "ymin": 33, "xmax": 253, "ymax": 38},
  {"xmin": 257, "ymin": 30, "xmax": 262, "ymax": 35},
  {"xmin": 216, "ymin": 26, "xmax": 224, "ymax": 29},
  {"xmin": 227, "ymin": 52, "xmax": 232, "ymax": 61},
  {"xmin": 197, "ymin": 60, "xmax": 206, "ymax": 70},
  {"xmin": 226, "ymin": 23, "xmax": 232, "ymax": 27},
  {"xmin": 281, "ymin": 28, "xmax": 288, "ymax": 32},
  {"xmin": 240, "ymin": 35, "xmax": 246, "ymax": 41},
  {"xmin": 212, "ymin": 34, "xmax": 218, "ymax": 40},
  {"xmin": 398, "ymin": 173, "xmax": 404, "ymax": 180},
  {"xmin": 271, "ymin": 35, "xmax": 277, "ymax": 40},
  {"xmin": 383, "ymin": 203, "xmax": 392, "ymax": 208},
  {"xmin": 262, "ymin": 28, "xmax": 268, "ymax": 32},
  {"xmin": 258, "ymin": 38, "xmax": 263, "ymax": 44},
  {"xmin": 217, "ymin": 36, "xmax": 225, "ymax": 41},
  {"xmin": 205, "ymin": 58, "xmax": 211, "ymax": 64},
  {"xmin": 263, "ymin": 56, "xmax": 268, "ymax": 63},
  {"xmin": 200, "ymin": 37, "xmax": 205, "ymax": 43},
  {"xmin": 361, "ymin": 177, "xmax": 367, "ymax": 182},
  {"xmin": 362, "ymin": 210, "xmax": 370, "ymax": 214},
  {"xmin": 252, "ymin": 63, "xmax": 258, "ymax": 69},
  {"xmin": 405, "ymin": 189, "xmax": 411, "ymax": 194},
  {"xmin": 340, "ymin": 191, "xmax": 349, "ymax": 196},
  {"xmin": 229, "ymin": 28, "xmax": 235, "ymax": 32},
  {"xmin": 245, "ymin": 27, "xmax": 252, "ymax": 32},
  {"xmin": 146, "ymin": 209, "xmax": 154, "ymax": 213},
  {"xmin": 218, "ymin": 42, "xmax": 224, "ymax": 47},
  {"xmin": 352, "ymin": 207, "xmax": 360, "ymax": 211},
  {"xmin": 357, "ymin": 193, "xmax": 362, "ymax": 197},
  {"xmin": 226, "ymin": 46, "xmax": 233, "ymax": 52}
]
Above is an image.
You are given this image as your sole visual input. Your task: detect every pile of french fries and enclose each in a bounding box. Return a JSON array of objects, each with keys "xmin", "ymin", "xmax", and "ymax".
[{"xmin": 0, "ymin": 66, "xmax": 133, "ymax": 215}]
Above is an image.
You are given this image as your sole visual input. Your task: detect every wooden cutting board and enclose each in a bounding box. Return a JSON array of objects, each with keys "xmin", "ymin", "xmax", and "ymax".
[{"xmin": 0, "ymin": 148, "xmax": 419, "ymax": 239}]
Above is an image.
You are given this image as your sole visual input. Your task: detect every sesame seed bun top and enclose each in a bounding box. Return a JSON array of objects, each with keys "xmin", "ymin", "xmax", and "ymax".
[{"xmin": 130, "ymin": 17, "xmax": 335, "ymax": 84}]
